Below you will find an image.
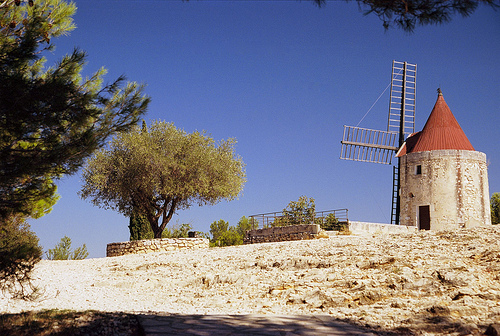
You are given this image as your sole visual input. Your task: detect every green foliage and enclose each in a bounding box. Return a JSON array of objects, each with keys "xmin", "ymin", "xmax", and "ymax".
[
  {"xmin": 316, "ymin": 213, "xmax": 348, "ymax": 231},
  {"xmin": 319, "ymin": 213, "xmax": 339, "ymax": 230},
  {"xmin": 70, "ymin": 244, "xmax": 89, "ymax": 260},
  {"xmin": 129, "ymin": 209, "xmax": 193, "ymax": 240},
  {"xmin": 0, "ymin": 0, "xmax": 150, "ymax": 219},
  {"xmin": 162, "ymin": 223, "xmax": 192, "ymax": 238},
  {"xmin": 311, "ymin": 0, "xmax": 498, "ymax": 32},
  {"xmin": 492, "ymin": 192, "xmax": 500, "ymax": 225},
  {"xmin": 216, "ymin": 227, "xmax": 243, "ymax": 247},
  {"xmin": 271, "ymin": 196, "xmax": 316, "ymax": 227},
  {"xmin": 236, "ymin": 216, "xmax": 255, "ymax": 237},
  {"xmin": 28, "ymin": 179, "xmax": 61, "ymax": 219},
  {"xmin": 208, "ymin": 217, "xmax": 254, "ymax": 247},
  {"xmin": 80, "ymin": 121, "xmax": 246, "ymax": 238},
  {"xmin": 45, "ymin": 236, "xmax": 88, "ymax": 260},
  {"xmin": 128, "ymin": 209, "xmax": 153, "ymax": 241},
  {"xmin": 210, "ymin": 219, "xmax": 229, "ymax": 245},
  {"xmin": 0, "ymin": 215, "xmax": 42, "ymax": 299}
]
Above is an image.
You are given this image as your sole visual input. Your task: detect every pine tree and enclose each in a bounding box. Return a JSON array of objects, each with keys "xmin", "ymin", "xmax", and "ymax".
[
  {"xmin": 0, "ymin": 0, "xmax": 149, "ymax": 299},
  {"xmin": 310, "ymin": 0, "xmax": 498, "ymax": 32},
  {"xmin": 0, "ymin": 0, "xmax": 150, "ymax": 219}
]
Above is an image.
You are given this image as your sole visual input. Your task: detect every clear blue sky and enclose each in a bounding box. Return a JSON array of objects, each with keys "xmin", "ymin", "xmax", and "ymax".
[{"xmin": 31, "ymin": 1, "xmax": 500, "ymax": 258}]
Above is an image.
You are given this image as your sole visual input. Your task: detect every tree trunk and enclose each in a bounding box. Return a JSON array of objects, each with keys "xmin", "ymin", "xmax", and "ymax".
[
  {"xmin": 157, "ymin": 198, "xmax": 178, "ymax": 237},
  {"xmin": 145, "ymin": 213, "xmax": 162, "ymax": 239},
  {"xmin": 144, "ymin": 198, "xmax": 179, "ymax": 238},
  {"xmin": 153, "ymin": 227, "xmax": 162, "ymax": 239}
]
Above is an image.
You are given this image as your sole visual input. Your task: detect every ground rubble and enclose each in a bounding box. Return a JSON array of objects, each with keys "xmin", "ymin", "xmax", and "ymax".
[{"xmin": 1, "ymin": 226, "xmax": 499, "ymax": 335}]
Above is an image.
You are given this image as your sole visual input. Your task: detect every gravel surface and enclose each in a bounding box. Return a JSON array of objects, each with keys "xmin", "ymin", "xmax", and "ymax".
[{"xmin": 1, "ymin": 226, "xmax": 499, "ymax": 335}]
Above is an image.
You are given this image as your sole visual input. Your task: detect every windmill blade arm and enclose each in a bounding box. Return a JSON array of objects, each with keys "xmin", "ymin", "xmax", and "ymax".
[{"xmin": 341, "ymin": 140, "xmax": 398, "ymax": 151}]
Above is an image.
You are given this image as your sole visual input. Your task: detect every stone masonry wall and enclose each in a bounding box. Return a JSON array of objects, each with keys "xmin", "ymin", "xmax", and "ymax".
[
  {"xmin": 348, "ymin": 221, "xmax": 418, "ymax": 234},
  {"xmin": 400, "ymin": 149, "xmax": 491, "ymax": 230},
  {"xmin": 106, "ymin": 238, "xmax": 209, "ymax": 257},
  {"xmin": 244, "ymin": 224, "xmax": 320, "ymax": 244}
]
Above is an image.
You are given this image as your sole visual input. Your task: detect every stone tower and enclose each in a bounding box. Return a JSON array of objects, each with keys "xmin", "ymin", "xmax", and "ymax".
[{"xmin": 396, "ymin": 89, "xmax": 491, "ymax": 230}]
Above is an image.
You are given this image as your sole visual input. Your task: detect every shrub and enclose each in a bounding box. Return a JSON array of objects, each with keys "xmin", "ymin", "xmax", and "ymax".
[
  {"xmin": 208, "ymin": 219, "xmax": 245, "ymax": 247},
  {"xmin": 0, "ymin": 215, "xmax": 42, "ymax": 299},
  {"xmin": 216, "ymin": 228, "xmax": 243, "ymax": 246},
  {"xmin": 162, "ymin": 223, "xmax": 192, "ymax": 238},
  {"xmin": 318, "ymin": 213, "xmax": 348, "ymax": 231},
  {"xmin": 46, "ymin": 236, "xmax": 89, "ymax": 260}
]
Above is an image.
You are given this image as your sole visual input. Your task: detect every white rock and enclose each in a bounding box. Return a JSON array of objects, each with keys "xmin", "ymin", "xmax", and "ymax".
[{"xmin": 1, "ymin": 226, "xmax": 499, "ymax": 335}]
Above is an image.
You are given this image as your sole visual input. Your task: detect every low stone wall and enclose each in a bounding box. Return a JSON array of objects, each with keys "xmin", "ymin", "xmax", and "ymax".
[
  {"xmin": 106, "ymin": 238, "xmax": 209, "ymax": 257},
  {"xmin": 244, "ymin": 224, "xmax": 320, "ymax": 244},
  {"xmin": 348, "ymin": 221, "xmax": 418, "ymax": 234}
]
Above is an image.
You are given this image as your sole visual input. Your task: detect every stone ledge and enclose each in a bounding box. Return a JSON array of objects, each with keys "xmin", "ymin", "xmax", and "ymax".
[
  {"xmin": 349, "ymin": 221, "xmax": 418, "ymax": 234},
  {"xmin": 106, "ymin": 238, "xmax": 209, "ymax": 257},
  {"xmin": 244, "ymin": 224, "xmax": 320, "ymax": 244}
]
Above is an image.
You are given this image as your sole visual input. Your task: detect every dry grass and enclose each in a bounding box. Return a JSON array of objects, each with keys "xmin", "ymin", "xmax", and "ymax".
[{"xmin": 0, "ymin": 309, "xmax": 143, "ymax": 335}]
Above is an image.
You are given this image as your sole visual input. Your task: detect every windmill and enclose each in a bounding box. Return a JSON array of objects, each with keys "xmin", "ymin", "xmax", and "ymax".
[{"xmin": 340, "ymin": 60, "xmax": 417, "ymax": 224}]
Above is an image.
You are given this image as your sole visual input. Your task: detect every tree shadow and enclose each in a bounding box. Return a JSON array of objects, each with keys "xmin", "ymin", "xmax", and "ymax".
[
  {"xmin": 393, "ymin": 311, "xmax": 493, "ymax": 336},
  {"xmin": 1, "ymin": 310, "xmax": 491, "ymax": 335},
  {"xmin": 136, "ymin": 313, "xmax": 402, "ymax": 336},
  {"xmin": 0, "ymin": 309, "xmax": 142, "ymax": 336}
]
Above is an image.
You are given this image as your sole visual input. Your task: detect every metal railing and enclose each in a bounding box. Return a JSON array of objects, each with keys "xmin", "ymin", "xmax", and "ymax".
[{"xmin": 248, "ymin": 209, "xmax": 348, "ymax": 230}]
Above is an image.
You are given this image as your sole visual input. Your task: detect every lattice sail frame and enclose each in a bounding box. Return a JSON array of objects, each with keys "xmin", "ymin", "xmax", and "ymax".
[
  {"xmin": 339, "ymin": 60, "xmax": 417, "ymax": 224},
  {"xmin": 340, "ymin": 61, "xmax": 416, "ymax": 164},
  {"xmin": 387, "ymin": 61, "xmax": 417, "ymax": 137},
  {"xmin": 340, "ymin": 126, "xmax": 398, "ymax": 164}
]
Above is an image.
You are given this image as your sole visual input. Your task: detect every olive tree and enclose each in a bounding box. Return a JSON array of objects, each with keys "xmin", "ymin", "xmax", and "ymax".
[{"xmin": 79, "ymin": 121, "xmax": 246, "ymax": 238}]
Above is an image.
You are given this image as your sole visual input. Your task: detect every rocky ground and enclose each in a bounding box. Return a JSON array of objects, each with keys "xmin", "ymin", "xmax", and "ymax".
[{"xmin": 1, "ymin": 226, "xmax": 499, "ymax": 335}]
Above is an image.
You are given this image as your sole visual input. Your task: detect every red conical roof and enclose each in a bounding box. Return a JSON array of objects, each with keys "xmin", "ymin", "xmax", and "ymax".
[{"xmin": 400, "ymin": 89, "xmax": 474, "ymax": 155}]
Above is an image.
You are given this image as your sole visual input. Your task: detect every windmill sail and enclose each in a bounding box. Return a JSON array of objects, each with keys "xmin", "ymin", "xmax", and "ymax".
[
  {"xmin": 340, "ymin": 126, "xmax": 398, "ymax": 164},
  {"xmin": 339, "ymin": 60, "xmax": 417, "ymax": 225},
  {"xmin": 387, "ymin": 61, "xmax": 417, "ymax": 138}
]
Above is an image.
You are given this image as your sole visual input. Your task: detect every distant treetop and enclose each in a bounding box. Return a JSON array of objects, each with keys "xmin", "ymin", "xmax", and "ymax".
[{"xmin": 311, "ymin": 0, "xmax": 498, "ymax": 32}]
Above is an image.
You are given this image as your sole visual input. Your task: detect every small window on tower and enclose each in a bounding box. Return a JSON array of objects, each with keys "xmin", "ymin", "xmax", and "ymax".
[{"xmin": 416, "ymin": 165, "xmax": 422, "ymax": 175}]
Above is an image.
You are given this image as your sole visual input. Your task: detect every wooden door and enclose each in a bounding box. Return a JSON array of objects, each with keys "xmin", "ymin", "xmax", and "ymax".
[{"xmin": 419, "ymin": 205, "xmax": 430, "ymax": 230}]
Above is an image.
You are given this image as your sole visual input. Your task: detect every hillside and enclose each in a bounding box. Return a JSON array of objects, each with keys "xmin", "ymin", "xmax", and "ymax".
[{"xmin": 1, "ymin": 226, "xmax": 499, "ymax": 335}]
